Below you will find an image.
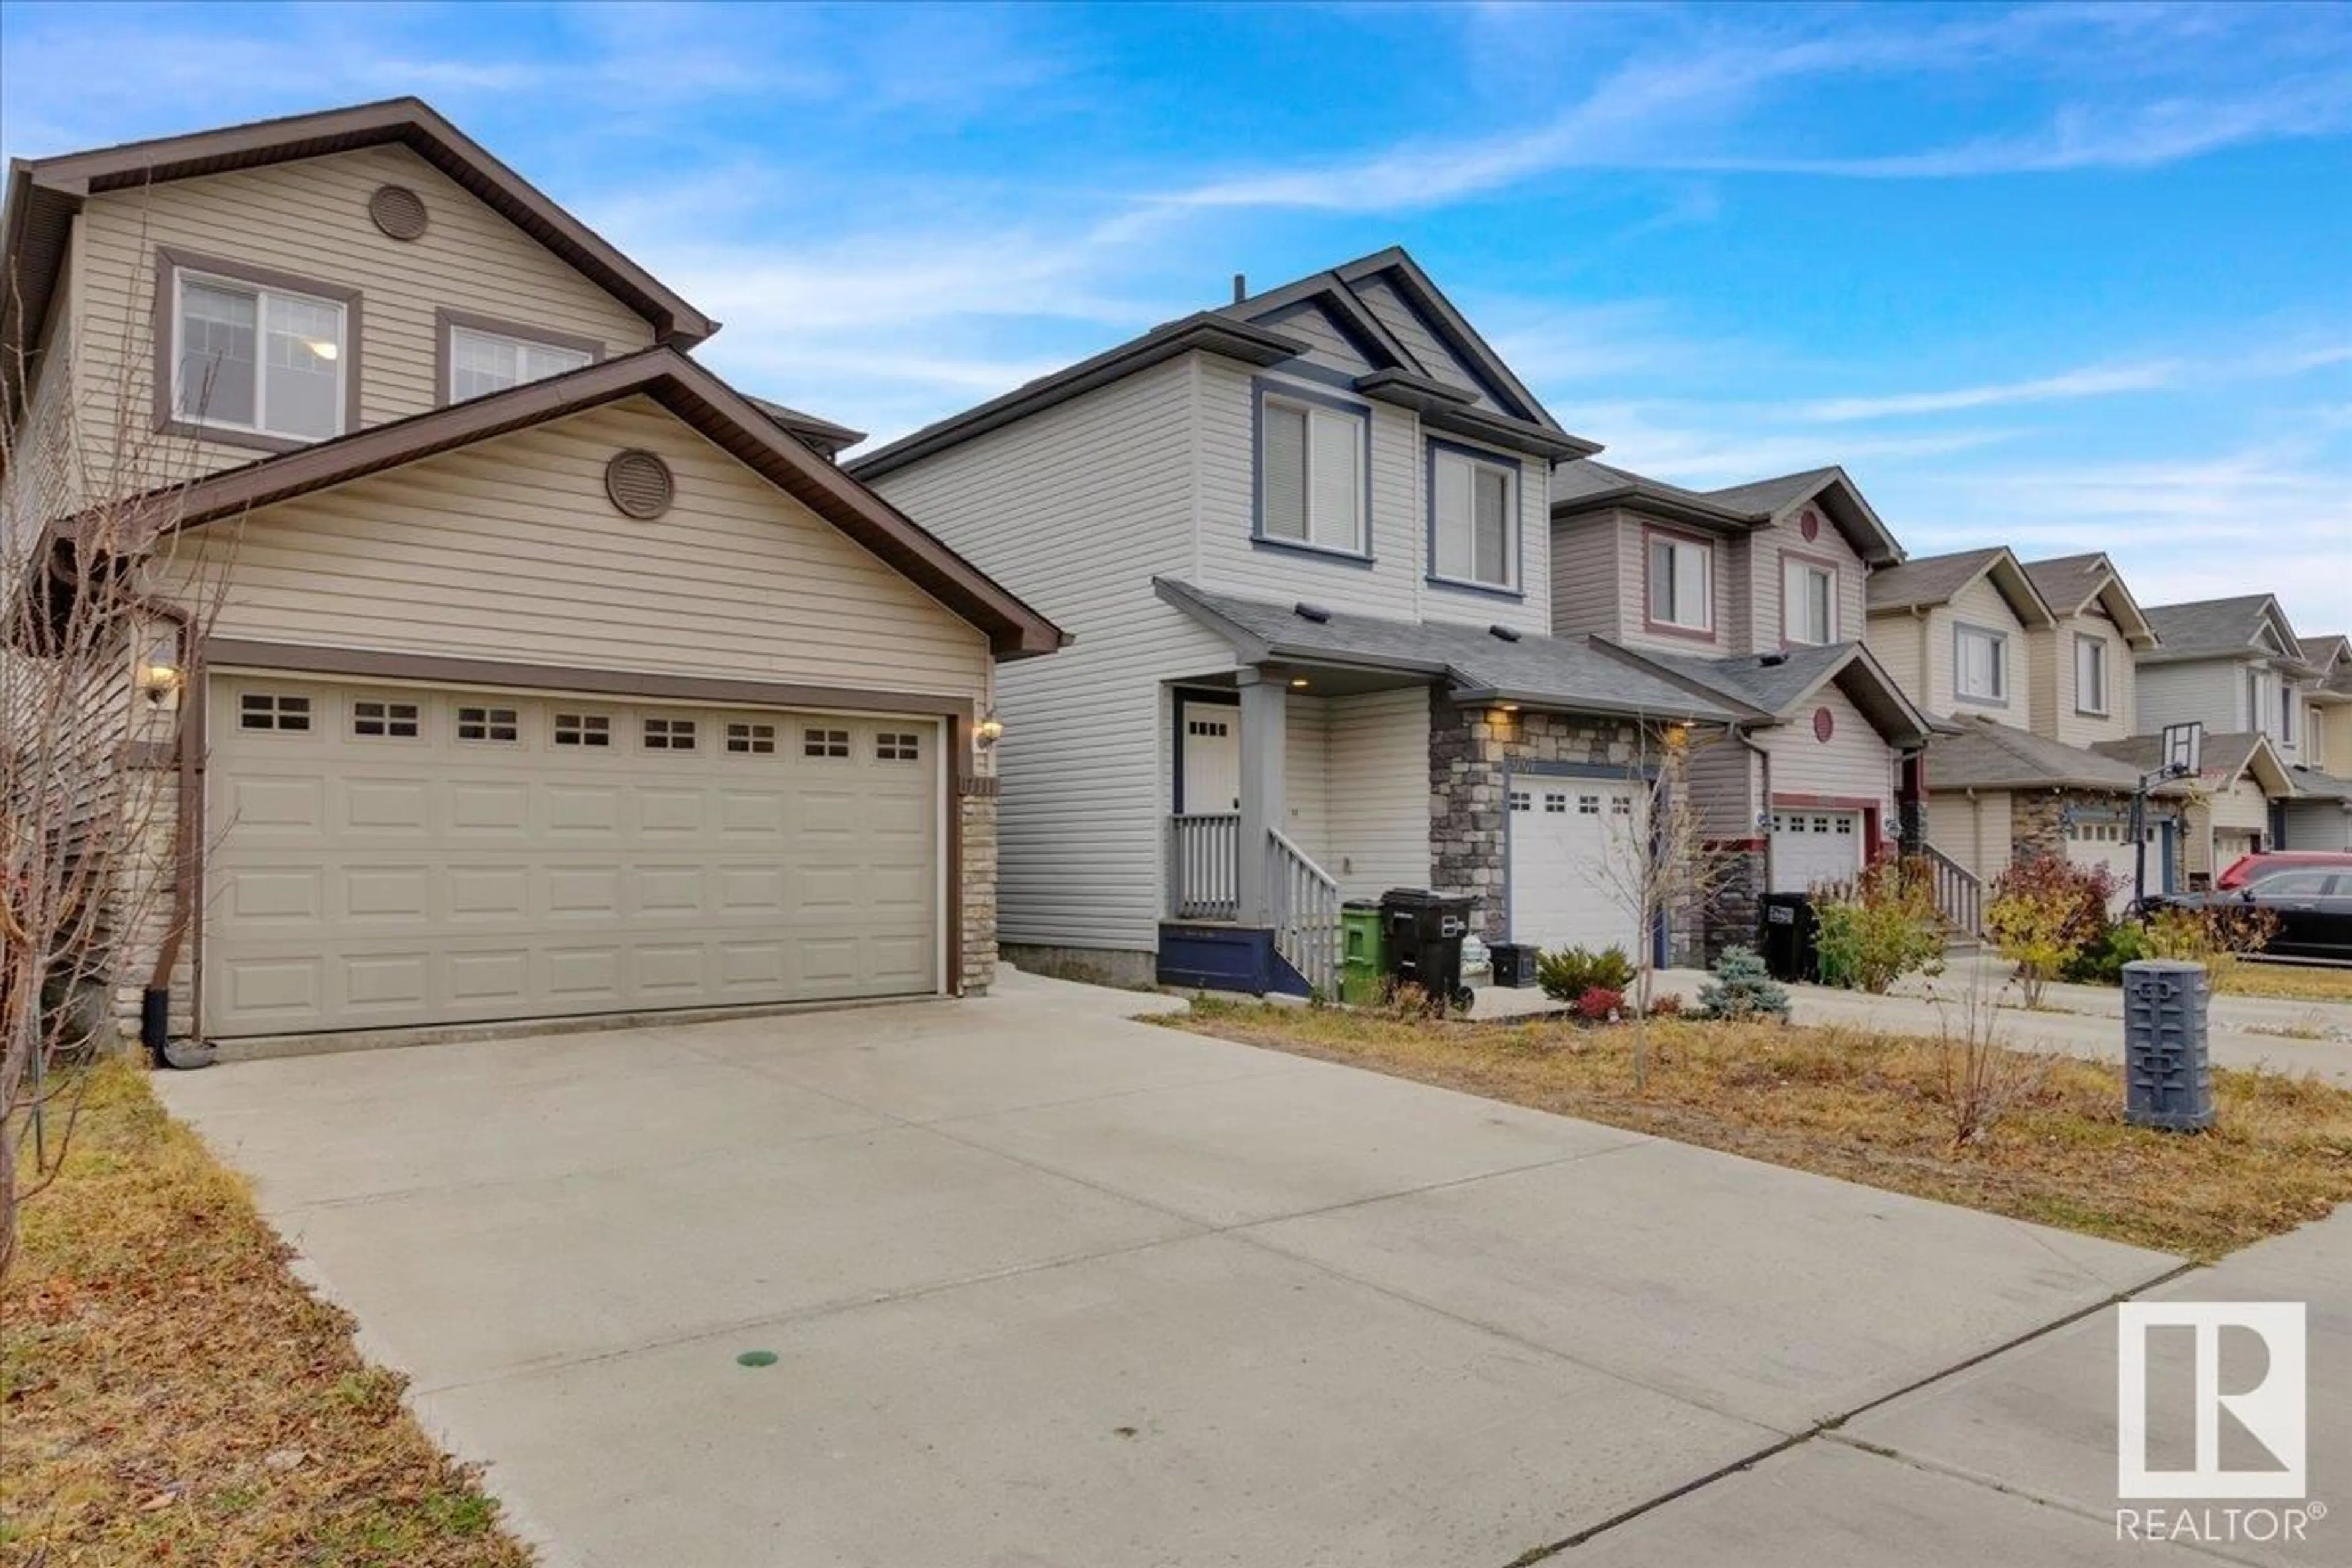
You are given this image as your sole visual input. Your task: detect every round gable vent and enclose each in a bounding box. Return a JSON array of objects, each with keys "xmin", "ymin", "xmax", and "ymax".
[
  {"xmin": 605, "ymin": 450, "xmax": 675, "ymax": 520},
  {"xmin": 369, "ymin": 184, "xmax": 429, "ymax": 241},
  {"xmin": 1812, "ymin": 706, "xmax": 1836, "ymax": 743},
  {"xmin": 1800, "ymin": 509, "xmax": 1821, "ymax": 542}
]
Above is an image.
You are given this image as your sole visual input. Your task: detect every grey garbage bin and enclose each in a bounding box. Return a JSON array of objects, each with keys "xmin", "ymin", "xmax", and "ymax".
[{"xmin": 2122, "ymin": 960, "xmax": 2212, "ymax": 1131}]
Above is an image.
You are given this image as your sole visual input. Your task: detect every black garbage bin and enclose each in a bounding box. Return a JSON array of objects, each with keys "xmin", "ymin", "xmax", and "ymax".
[
  {"xmin": 1489, "ymin": 943, "xmax": 1539, "ymax": 989},
  {"xmin": 1757, "ymin": 892, "xmax": 1819, "ymax": 983},
  {"xmin": 1379, "ymin": 888, "xmax": 1477, "ymax": 1011}
]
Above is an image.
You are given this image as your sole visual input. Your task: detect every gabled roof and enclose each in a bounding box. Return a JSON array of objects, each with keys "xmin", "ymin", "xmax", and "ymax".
[
  {"xmin": 1864, "ymin": 546, "xmax": 2055, "ymax": 628},
  {"xmin": 1, "ymin": 97, "xmax": 716, "ymax": 421},
  {"xmin": 747, "ymin": 397, "xmax": 867, "ymax": 461},
  {"xmin": 1549, "ymin": 459, "xmax": 1905, "ymax": 567},
  {"xmin": 2298, "ymin": 633, "xmax": 2352, "ymax": 700},
  {"xmin": 66, "ymin": 348, "xmax": 1063, "ymax": 658},
  {"xmin": 2139, "ymin": 595, "xmax": 2308, "ymax": 668},
  {"xmin": 2094, "ymin": 731, "xmax": 2299, "ymax": 797},
  {"xmin": 1590, "ymin": 639, "xmax": 1934, "ymax": 747},
  {"xmin": 851, "ymin": 247, "xmax": 1597, "ymax": 481},
  {"xmin": 2018, "ymin": 552, "xmax": 2158, "ymax": 647},
  {"xmin": 2285, "ymin": 766, "xmax": 2352, "ymax": 802},
  {"xmin": 1925, "ymin": 714, "xmax": 2166, "ymax": 795},
  {"xmin": 1152, "ymin": 579, "xmax": 1746, "ymax": 722}
]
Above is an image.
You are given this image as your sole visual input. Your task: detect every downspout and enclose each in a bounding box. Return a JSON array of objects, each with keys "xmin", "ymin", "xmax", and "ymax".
[
  {"xmin": 1732, "ymin": 721, "xmax": 1772, "ymax": 891},
  {"xmin": 138, "ymin": 599, "xmax": 213, "ymax": 1068}
]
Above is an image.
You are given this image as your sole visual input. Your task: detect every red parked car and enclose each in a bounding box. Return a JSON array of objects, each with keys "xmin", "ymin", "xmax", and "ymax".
[{"xmin": 2217, "ymin": 851, "xmax": 2352, "ymax": 890}]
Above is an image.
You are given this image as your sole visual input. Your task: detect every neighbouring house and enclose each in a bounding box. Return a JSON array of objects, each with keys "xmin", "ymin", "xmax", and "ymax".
[
  {"xmin": 1544, "ymin": 461, "xmax": 1936, "ymax": 953},
  {"xmin": 1, "ymin": 98, "xmax": 1063, "ymax": 1047},
  {"xmin": 849, "ymin": 249, "xmax": 1742, "ymax": 996},
  {"xmin": 1863, "ymin": 547, "xmax": 2183, "ymax": 915},
  {"xmin": 2103, "ymin": 594, "xmax": 2325, "ymax": 877},
  {"xmin": 2280, "ymin": 632, "xmax": 2352, "ymax": 850}
]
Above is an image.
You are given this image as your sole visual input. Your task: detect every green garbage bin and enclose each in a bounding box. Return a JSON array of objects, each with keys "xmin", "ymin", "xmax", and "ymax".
[{"xmin": 1340, "ymin": 901, "xmax": 1388, "ymax": 1006}]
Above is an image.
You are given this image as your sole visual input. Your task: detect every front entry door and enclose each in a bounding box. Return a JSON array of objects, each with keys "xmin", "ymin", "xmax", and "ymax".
[{"xmin": 1179, "ymin": 699, "xmax": 1240, "ymax": 812}]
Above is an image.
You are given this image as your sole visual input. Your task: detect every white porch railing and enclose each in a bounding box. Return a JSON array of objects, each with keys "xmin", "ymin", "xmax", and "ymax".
[
  {"xmin": 1268, "ymin": 828, "xmax": 1341, "ymax": 999},
  {"xmin": 1917, "ymin": 843, "xmax": 1983, "ymax": 937},
  {"xmin": 1167, "ymin": 812, "xmax": 1240, "ymax": 921}
]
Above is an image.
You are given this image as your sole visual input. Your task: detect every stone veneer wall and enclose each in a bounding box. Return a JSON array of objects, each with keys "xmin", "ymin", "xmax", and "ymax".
[
  {"xmin": 2009, "ymin": 786, "xmax": 2136, "ymax": 865},
  {"xmin": 1427, "ymin": 691, "xmax": 1650, "ymax": 943},
  {"xmin": 1699, "ymin": 844, "xmax": 1764, "ymax": 964},
  {"xmin": 958, "ymin": 785, "xmax": 999, "ymax": 995}
]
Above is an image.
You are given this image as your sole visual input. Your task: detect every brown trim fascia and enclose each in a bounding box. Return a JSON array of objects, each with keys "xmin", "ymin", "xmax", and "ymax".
[
  {"xmin": 1638, "ymin": 521, "xmax": 1722, "ymax": 645},
  {"xmin": 1770, "ymin": 792, "xmax": 1882, "ymax": 812},
  {"xmin": 202, "ymin": 638, "xmax": 980, "ymax": 720},
  {"xmin": 151, "ymin": 245, "xmax": 364, "ymax": 451},
  {"xmin": 432, "ymin": 307, "xmax": 608, "ymax": 409}
]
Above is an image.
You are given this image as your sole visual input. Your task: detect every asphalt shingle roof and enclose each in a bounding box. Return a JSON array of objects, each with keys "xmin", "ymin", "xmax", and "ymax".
[
  {"xmin": 2140, "ymin": 597, "xmax": 2281, "ymax": 660},
  {"xmin": 1864, "ymin": 548, "xmax": 2007, "ymax": 612},
  {"xmin": 2094, "ymin": 731, "xmax": 2267, "ymax": 783},
  {"xmin": 1154, "ymin": 579, "xmax": 1747, "ymax": 722},
  {"xmin": 1702, "ymin": 467, "xmax": 1843, "ymax": 516},
  {"xmin": 1594, "ymin": 641, "xmax": 1856, "ymax": 718},
  {"xmin": 2019, "ymin": 553, "xmax": 2109, "ymax": 618},
  {"xmin": 1926, "ymin": 715, "xmax": 2150, "ymax": 793}
]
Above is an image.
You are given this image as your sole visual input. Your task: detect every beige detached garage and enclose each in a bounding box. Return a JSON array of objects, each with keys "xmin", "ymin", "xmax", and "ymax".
[{"xmin": 144, "ymin": 353, "xmax": 1061, "ymax": 1041}]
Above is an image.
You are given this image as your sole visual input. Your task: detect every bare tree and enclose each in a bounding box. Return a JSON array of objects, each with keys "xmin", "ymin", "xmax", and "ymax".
[
  {"xmin": 2, "ymin": 246, "xmax": 230, "ymax": 1278},
  {"xmin": 1589, "ymin": 723, "xmax": 1739, "ymax": 1089}
]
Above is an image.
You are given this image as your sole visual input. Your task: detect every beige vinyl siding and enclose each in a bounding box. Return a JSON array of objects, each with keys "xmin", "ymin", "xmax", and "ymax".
[
  {"xmin": 1926, "ymin": 790, "xmax": 2013, "ymax": 881},
  {"xmin": 1321, "ymin": 686, "xmax": 1434, "ymax": 900},
  {"xmin": 1283, "ymin": 695, "xmax": 1333, "ymax": 860},
  {"xmin": 870, "ymin": 354, "xmax": 1232, "ymax": 956},
  {"xmin": 1943, "ymin": 575, "xmax": 2028, "ymax": 729},
  {"xmin": 1547, "ymin": 511, "xmax": 1623, "ymax": 639},
  {"xmin": 1757, "ymin": 684, "xmax": 1896, "ymax": 817},
  {"xmin": 72, "ymin": 143, "xmax": 658, "ymax": 494},
  {"xmin": 2041, "ymin": 613, "xmax": 2132, "ymax": 748},
  {"xmin": 1684, "ymin": 726, "xmax": 1757, "ymax": 840},
  {"xmin": 3, "ymin": 271, "xmax": 81, "ymax": 541},
  {"xmin": 1866, "ymin": 609, "xmax": 1926, "ymax": 715},
  {"xmin": 1260, "ymin": 302, "xmax": 1376, "ymax": 376},
  {"xmin": 1352, "ymin": 276, "xmax": 1500, "ymax": 413},
  {"xmin": 170, "ymin": 396, "xmax": 990, "ymax": 703},
  {"xmin": 1742, "ymin": 503, "xmax": 1865, "ymax": 658},
  {"xmin": 2136, "ymin": 660, "xmax": 2244, "ymax": 736},
  {"xmin": 2282, "ymin": 799, "xmax": 2352, "ymax": 852}
]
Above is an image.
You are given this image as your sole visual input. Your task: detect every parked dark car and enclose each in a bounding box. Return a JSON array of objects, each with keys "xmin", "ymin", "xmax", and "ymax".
[
  {"xmin": 2144, "ymin": 869, "xmax": 2352, "ymax": 962},
  {"xmin": 2216, "ymin": 850, "xmax": 2352, "ymax": 891}
]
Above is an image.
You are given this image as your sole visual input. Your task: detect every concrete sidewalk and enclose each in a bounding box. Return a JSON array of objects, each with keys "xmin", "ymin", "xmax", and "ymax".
[
  {"xmin": 157, "ymin": 968, "xmax": 2181, "ymax": 1568},
  {"xmin": 1567, "ymin": 1206, "xmax": 2352, "ymax": 1566}
]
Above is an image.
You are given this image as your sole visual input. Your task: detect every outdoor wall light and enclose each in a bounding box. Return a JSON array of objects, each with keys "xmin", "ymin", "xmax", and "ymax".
[
  {"xmin": 1289, "ymin": 676, "xmax": 1310, "ymax": 690},
  {"xmin": 974, "ymin": 713, "xmax": 1006, "ymax": 746},
  {"xmin": 140, "ymin": 640, "xmax": 184, "ymax": 705}
]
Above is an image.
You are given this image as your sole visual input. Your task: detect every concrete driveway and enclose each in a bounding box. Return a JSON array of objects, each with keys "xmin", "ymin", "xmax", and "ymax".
[{"xmin": 160, "ymin": 970, "xmax": 2184, "ymax": 1568}]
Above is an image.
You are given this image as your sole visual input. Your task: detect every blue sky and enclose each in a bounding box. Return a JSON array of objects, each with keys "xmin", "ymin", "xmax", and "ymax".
[{"xmin": 4, "ymin": 1, "xmax": 2347, "ymax": 627}]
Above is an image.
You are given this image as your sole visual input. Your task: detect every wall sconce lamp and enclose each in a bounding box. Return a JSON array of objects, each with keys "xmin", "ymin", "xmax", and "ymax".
[
  {"xmin": 140, "ymin": 639, "xmax": 184, "ymax": 706},
  {"xmin": 974, "ymin": 712, "xmax": 1006, "ymax": 747}
]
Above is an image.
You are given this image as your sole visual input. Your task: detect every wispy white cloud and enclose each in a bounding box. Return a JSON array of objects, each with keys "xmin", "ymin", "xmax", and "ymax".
[{"xmin": 1793, "ymin": 363, "xmax": 2183, "ymax": 422}]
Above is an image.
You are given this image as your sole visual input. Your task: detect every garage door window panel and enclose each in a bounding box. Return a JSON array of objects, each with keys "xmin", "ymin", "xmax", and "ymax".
[
  {"xmin": 643, "ymin": 717, "xmax": 698, "ymax": 752},
  {"xmin": 239, "ymin": 692, "xmax": 312, "ymax": 733},
  {"xmin": 554, "ymin": 712, "xmax": 612, "ymax": 748},
  {"xmin": 877, "ymin": 731, "xmax": 922, "ymax": 763},
  {"xmin": 352, "ymin": 699, "xmax": 421, "ymax": 739},
  {"xmin": 805, "ymin": 728, "xmax": 851, "ymax": 758},
  {"xmin": 726, "ymin": 722, "xmax": 777, "ymax": 755},
  {"xmin": 457, "ymin": 705, "xmax": 520, "ymax": 743}
]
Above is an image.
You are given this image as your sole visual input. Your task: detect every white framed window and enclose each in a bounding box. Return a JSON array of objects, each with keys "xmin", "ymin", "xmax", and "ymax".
[
  {"xmin": 172, "ymin": 268, "xmax": 347, "ymax": 441},
  {"xmin": 447, "ymin": 323, "xmax": 595, "ymax": 404},
  {"xmin": 2075, "ymin": 633, "xmax": 2109, "ymax": 715},
  {"xmin": 804, "ymin": 727, "xmax": 851, "ymax": 758},
  {"xmin": 2280, "ymin": 685, "xmax": 2298, "ymax": 744},
  {"xmin": 1645, "ymin": 533, "xmax": 1713, "ymax": 632},
  {"xmin": 642, "ymin": 716, "xmax": 697, "ymax": 752},
  {"xmin": 1430, "ymin": 446, "xmax": 1517, "ymax": 590},
  {"xmin": 352, "ymin": 699, "xmax": 421, "ymax": 739},
  {"xmin": 553, "ymin": 712, "xmax": 612, "ymax": 747},
  {"xmin": 456, "ymin": 705, "xmax": 520, "ymax": 743},
  {"xmin": 725, "ymin": 722, "xmax": 777, "ymax": 755},
  {"xmin": 1956, "ymin": 625, "xmax": 2007, "ymax": 703},
  {"xmin": 1782, "ymin": 558, "xmax": 1837, "ymax": 645},
  {"xmin": 238, "ymin": 692, "xmax": 312, "ymax": 733},
  {"xmin": 1258, "ymin": 391, "xmax": 1367, "ymax": 556},
  {"xmin": 876, "ymin": 731, "xmax": 922, "ymax": 763}
]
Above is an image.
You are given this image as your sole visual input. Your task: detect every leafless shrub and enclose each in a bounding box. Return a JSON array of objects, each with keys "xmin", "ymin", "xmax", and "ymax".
[{"xmin": 1926, "ymin": 976, "xmax": 2051, "ymax": 1149}]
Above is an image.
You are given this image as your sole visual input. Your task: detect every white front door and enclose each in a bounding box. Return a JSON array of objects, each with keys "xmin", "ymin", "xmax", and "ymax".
[
  {"xmin": 1179, "ymin": 699, "xmax": 1240, "ymax": 813},
  {"xmin": 1770, "ymin": 809, "xmax": 1863, "ymax": 893},
  {"xmin": 1507, "ymin": 778, "xmax": 1645, "ymax": 954}
]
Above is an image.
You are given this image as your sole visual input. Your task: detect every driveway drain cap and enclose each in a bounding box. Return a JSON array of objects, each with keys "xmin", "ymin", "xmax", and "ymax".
[{"xmin": 736, "ymin": 1350, "xmax": 779, "ymax": 1368}]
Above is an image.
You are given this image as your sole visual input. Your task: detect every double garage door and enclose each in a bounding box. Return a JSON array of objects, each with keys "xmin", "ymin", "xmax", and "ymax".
[
  {"xmin": 1507, "ymin": 777, "xmax": 1647, "ymax": 954},
  {"xmin": 206, "ymin": 675, "xmax": 943, "ymax": 1038},
  {"xmin": 1770, "ymin": 810, "xmax": 1863, "ymax": 894}
]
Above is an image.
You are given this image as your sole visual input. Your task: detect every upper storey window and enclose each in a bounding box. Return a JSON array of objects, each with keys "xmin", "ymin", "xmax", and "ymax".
[
  {"xmin": 447, "ymin": 320, "xmax": 597, "ymax": 404},
  {"xmin": 2075, "ymin": 633, "xmax": 2109, "ymax": 716},
  {"xmin": 1645, "ymin": 531, "xmax": 1713, "ymax": 635},
  {"xmin": 1257, "ymin": 385, "xmax": 1368, "ymax": 558},
  {"xmin": 168, "ymin": 254, "xmax": 352, "ymax": 445},
  {"xmin": 1782, "ymin": 557, "xmax": 1838, "ymax": 646},
  {"xmin": 1956, "ymin": 624, "xmax": 2008, "ymax": 704},
  {"xmin": 1430, "ymin": 444, "xmax": 1519, "ymax": 594}
]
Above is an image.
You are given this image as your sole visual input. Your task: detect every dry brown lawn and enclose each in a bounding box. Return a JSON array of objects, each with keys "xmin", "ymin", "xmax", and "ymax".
[
  {"xmin": 2220, "ymin": 963, "xmax": 2352, "ymax": 1004},
  {"xmin": 1166, "ymin": 1002, "xmax": 2352, "ymax": 1262},
  {"xmin": 2, "ymin": 1060, "xmax": 531, "ymax": 1567}
]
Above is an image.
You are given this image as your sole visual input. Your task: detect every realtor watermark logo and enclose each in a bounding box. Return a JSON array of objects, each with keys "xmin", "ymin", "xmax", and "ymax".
[{"xmin": 2116, "ymin": 1301, "xmax": 2323, "ymax": 1547}]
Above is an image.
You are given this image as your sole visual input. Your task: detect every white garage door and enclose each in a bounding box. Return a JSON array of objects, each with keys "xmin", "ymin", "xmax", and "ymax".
[
  {"xmin": 1770, "ymin": 810, "xmax": 1862, "ymax": 894},
  {"xmin": 205, "ymin": 675, "xmax": 943, "ymax": 1037},
  {"xmin": 1507, "ymin": 778, "xmax": 1645, "ymax": 955},
  {"xmin": 2065, "ymin": 820, "xmax": 2149, "ymax": 913}
]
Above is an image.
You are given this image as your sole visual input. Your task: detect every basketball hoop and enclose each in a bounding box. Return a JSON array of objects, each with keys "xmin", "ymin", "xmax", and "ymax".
[{"xmin": 2160, "ymin": 721, "xmax": 2203, "ymax": 778}]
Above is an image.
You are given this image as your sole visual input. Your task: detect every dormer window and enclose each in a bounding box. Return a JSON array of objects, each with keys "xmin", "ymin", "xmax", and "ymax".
[
  {"xmin": 1256, "ymin": 385, "xmax": 1368, "ymax": 557},
  {"xmin": 1645, "ymin": 530, "xmax": 1713, "ymax": 635},
  {"xmin": 165, "ymin": 251, "xmax": 353, "ymax": 446},
  {"xmin": 1429, "ymin": 444, "xmax": 1519, "ymax": 593},
  {"xmin": 443, "ymin": 315, "xmax": 598, "ymax": 404},
  {"xmin": 1782, "ymin": 558, "xmax": 1838, "ymax": 646}
]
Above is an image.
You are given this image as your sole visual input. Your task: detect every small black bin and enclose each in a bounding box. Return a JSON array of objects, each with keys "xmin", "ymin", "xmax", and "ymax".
[
  {"xmin": 1757, "ymin": 892, "xmax": 1819, "ymax": 984},
  {"xmin": 1379, "ymin": 888, "xmax": 1477, "ymax": 1010},
  {"xmin": 1489, "ymin": 943, "xmax": 1540, "ymax": 989}
]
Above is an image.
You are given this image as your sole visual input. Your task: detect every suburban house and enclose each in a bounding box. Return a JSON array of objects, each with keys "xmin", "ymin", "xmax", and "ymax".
[
  {"xmin": 1544, "ymin": 461, "xmax": 1937, "ymax": 952},
  {"xmin": 2282, "ymin": 633, "xmax": 2352, "ymax": 851},
  {"xmin": 2093, "ymin": 594, "xmax": 2321, "ymax": 881},
  {"xmin": 848, "ymin": 249, "xmax": 1745, "ymax": 997},
  {"xmin": 0, "ymin": 98, "xmax": 1063, "ymax": 1047},
  {"xmin": 1863, "ymin": 548, "xmax": 2179, "ymax": 912}
]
